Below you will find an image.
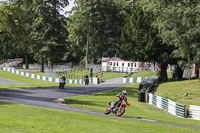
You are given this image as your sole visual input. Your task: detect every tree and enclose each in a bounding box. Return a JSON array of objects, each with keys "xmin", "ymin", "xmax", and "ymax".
[
  {"xmin": 67, "ymin": 0, "xmax": 130, "ymax": 67},
  {"xmin": 30, "ymin": 0, "xmax": 69, "ymax": 71},
  {"xmin": 0, "ymin": 3, "xmax": 25, "ymax": 62},
  {"xmin": 121, "ymin": 1, "xmax": 177, "ymax": 81},
  {"xmin": 145, "ymin": 0, "xmax": 200, "ymax": 72}
]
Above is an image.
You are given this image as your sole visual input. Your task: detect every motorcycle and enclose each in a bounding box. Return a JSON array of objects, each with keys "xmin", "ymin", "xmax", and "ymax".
[
  {"xmin": 59, "ymin": 79, "xmax": 65, "ymax": 89},
  {"xmin": 104, "ymin": 100, "xmax": 130, "ymax": 116}
]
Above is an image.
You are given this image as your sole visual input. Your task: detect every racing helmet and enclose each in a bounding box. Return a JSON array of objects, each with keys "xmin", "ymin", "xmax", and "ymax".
[{"xmin": 122, "ymin": 90, "xmax": 127, "ymax": 95}]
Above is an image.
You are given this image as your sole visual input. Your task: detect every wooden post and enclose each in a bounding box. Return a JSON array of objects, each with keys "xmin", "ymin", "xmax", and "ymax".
[
  {"xmin": 199, "ymin": 68, "xmax": 200, "ymax": 80},
  {"xmin": 184, "ymin": 105, "xmax": 188, "ymax": 118}
]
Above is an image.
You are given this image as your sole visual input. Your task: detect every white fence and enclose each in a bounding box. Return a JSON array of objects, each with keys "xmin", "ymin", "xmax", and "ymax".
[
  {"xmin": 189, "ymin": 105, "xmax": 200, "ymax": 120},
  {"xmin": 0, "ymin": 67, "xmax": 99, "ymax": 85},
  {"xmin": 148, "ymin": 93, "xmax": 186, "ymax": 118}
]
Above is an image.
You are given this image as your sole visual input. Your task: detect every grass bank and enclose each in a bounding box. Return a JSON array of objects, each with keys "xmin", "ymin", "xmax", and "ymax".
[
  {"xmin": 30, "ymin": 71, "xmax": 129, "ymax": 81},
  {"xmin": 63, "ymin": 83, "xmax": 200, "ymax": 127},
  {"xmin": 127, "ymin": 71, "xmax": 172, "ymax": 79},
  {"xmin": 156, "ymin": 79, "xmax": 200, "ymax": 106},
  {"xmin": 0, "ymin": 71, "xmax": 60, "ymax": 89},
  {"xmin": 0, "ymin": 102, "xmax": 199, "ymax": 133}
]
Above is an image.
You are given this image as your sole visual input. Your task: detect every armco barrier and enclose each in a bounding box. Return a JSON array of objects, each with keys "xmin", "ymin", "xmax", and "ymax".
[
  {"xmin": 123, "ymin": 77, "xmax": 148, "ymax": 83},
  {"xmin": 0, "ymin": 67, "xmax": 98, "ymax": 84},
  {"xmin": 148, "ymin": 93, "xmax": 186, "ymax": 118},
  {"xmin": 189, "ymin": 105, "xmax": 200, "ymax": 120}
]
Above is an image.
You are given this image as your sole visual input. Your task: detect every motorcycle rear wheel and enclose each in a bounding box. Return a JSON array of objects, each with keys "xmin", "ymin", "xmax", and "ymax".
[
  {"xmin": 104, "ymin": 108, "xmax": 111, "ymax": 115},
  {"xmin": 116, "ymin": 108, "xmax": 125, "ymax": 116}
]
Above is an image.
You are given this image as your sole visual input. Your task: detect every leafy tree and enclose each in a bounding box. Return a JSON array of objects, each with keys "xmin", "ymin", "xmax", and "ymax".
[
  {"xmin": 146, "ymin": 0, "xmax": 200, "ymax": 66},
  {"xmin": 68, "ymin": 0, "xmax": 130, "ymax": 67},
  {"xmin": 121, "ymin": 1, "xmax": 177, "ymax": 81},
  {"xmin": 0, "ymin": 3, "xmax": 25, "ymax": 62},
  {"xmin": 30, "ymin": 0, "xmax": 69, "ymax": 71}
]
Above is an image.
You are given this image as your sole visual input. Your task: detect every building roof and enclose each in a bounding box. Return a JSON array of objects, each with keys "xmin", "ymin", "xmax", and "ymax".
[{"xmin": 110, "ymin": 57, "xmax": 122, "ymax": 61}]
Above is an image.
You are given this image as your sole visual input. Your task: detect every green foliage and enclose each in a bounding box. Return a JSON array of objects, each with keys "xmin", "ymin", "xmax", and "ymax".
[
  {"xmin": 146, "ymin": 0, "xmax": 200, "ymax": 64},
  {"xmin": 30, "ymin": 0, "xmax": 69, "ymax": 67},
  {"xmin": 0, "ymin": 0, "xmax": 69, "ymax": 68},
  {"xmin": 0, "ymin": 3, "xmax": 26, "ymax": 60},
  {"xmin": 68, "ymin": 0, "xmax": 130, "ymax": 63},
  {"xmin": 121, "ymin": 1, "xmax": 176, "ymax": 81}
]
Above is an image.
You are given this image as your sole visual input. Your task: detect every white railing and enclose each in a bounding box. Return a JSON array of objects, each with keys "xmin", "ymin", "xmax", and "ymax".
[{"xmin": 189, "ymin": 105, "xmax": 200, "ymax": 120}]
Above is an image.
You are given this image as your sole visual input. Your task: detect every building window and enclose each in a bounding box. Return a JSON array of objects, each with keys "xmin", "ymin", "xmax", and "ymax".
[
  {"xmin": 131, "ymin": 63, "xmax": 133, "ymax": 67},
  {"xmin": 134, "ymin": 63, "xmax": 137, "ymax": 67},
  {"xmin": 128, "ymin": 63, "xmax": 130, "ymax": 67},
  {"xmin": 114, "ymin": 62, "xmax": 115, "ymax": 66},
  {"xmin": 122, "ymin": 63, "xmax": 124, "ymax": 67},
  {"xmin": 117, "ymin": 62, "xmax": 118, "ymax": 66},
  {"xmin": 110, "ymin": 62, "xmax": 112, "ymax": 66}
]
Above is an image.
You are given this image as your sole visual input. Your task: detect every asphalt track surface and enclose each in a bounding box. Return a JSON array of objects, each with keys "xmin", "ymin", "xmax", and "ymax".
[
  {"xmin": 0, "ymin": 77, "xmax": 200, "ymax": 130},
  {"xmin": 0, "ymin": 78, "xmax": 23, "ymax": 84}
]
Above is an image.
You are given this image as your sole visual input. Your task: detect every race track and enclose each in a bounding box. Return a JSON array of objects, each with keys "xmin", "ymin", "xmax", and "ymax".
[{"xmin": 0, "ymin": 77, "xmax": 200, "ymax": 129}]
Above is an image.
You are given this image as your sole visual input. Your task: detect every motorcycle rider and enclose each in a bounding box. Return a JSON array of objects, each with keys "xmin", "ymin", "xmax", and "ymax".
[
  {"xmin": 110, "ymin": 90, "xmax": 128, "ymax": 110},
  {"xmin": 59, "ymin": 75, "xmax": 66, "ymax": 89},
  {"xmin": 84, "ymin": 74, "xmax": 89, "ymax": 85},
  {"xmin": 61, "ymin": 75, "xmax": 66, "ymax": 83}
]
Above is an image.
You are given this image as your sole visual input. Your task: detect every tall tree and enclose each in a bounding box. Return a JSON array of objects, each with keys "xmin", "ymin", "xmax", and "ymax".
[
  {"xmin": 121, "ymin": 1, "xmax": 177, "ymax": 81},
  {"xmin": 145, "ymin": 0, "xmax": 200, "ymax": 66},
  {"xmin": 68, "ymin": 0, "xmax": 130, "ymax": 67},
  {"xmin": 0, "ymin": 3, "xmax": 25, "ymax": 62},
  {"xmin": 30, "ymin": 0, "xmax": 69, "ymax": 71}
]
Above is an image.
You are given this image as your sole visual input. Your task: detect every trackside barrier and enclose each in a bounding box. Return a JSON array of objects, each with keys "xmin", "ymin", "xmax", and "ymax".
[
  {"xmin": 0, "ymin": 67, "xmax": 98, "ymax": 84},
  {"xmin": 189, "ymin": 105, "xmax": 200, "ymax": 120},
  {"xmin": 148, "ymin": 93, "xmax": 186, "ymax": 118},
  {"xmin": 123, "ymin": 77, "xmax": 148, "ymax": 83}
]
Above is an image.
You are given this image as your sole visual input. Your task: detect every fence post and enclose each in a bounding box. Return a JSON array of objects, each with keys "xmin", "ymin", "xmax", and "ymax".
[
  {"xmin": 199, "ymin": 68, "xmax": 200, "ymax": 80},
  {"xmin": 184, "ymin": 105, "xmax": 188, "ymax": 118},
  {"xmin": 145, "ymin": 93, "xmax": 149, "ymax": 103}
]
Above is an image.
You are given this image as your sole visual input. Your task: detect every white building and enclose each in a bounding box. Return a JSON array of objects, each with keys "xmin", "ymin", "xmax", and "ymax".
[{"xmin": 101, "ymin": 57, "xmax": 141, "ymax": 73}]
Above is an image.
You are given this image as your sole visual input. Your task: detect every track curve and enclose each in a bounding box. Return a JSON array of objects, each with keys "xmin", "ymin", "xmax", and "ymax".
[{"xmin": 0, "ymin": 77, "xmax": 200, "ymax": 129}]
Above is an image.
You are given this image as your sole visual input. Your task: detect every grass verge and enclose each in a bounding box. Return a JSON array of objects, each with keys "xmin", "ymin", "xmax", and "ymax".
[
  {"xmin": 156, "ymin": 79, "xmax": 200, "ymax": 106},
  {"xmin": 63, "ymin": 83, "xmax": 200, "ymax": 127},
  {"xmin": 0, "ymin": 102, "xmax": 199, "ymax": 133},
  {"xmin": 30, "ymin": 71, "xmax": 129, "ymax": 81},
  {"xmin": 127, "ymin": 71, "xmax": 172, "ymax": 79},
  {"xmin": 0, "ymin": 71, "xmax": 69, "ymax": 89}
]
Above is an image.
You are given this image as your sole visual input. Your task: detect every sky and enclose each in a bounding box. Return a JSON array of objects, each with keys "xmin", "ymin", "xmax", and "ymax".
[
  {"xmin": 61, "ymin": 0, "xmax": 75, "ymax": 16},
  {"xmin": 0, "ymin": 0, "xmax": 75, "ymax": 16},
  {"xmin": 0, "ymin": 0, "xmax": 7, "ymax": 2}
]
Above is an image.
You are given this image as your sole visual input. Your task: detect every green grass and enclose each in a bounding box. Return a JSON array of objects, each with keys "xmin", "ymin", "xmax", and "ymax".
[
  {"xmin": 0, "ymin": 102, "xmax": 199, "ymax": 133},
  {"xmin": 128, "ymin": 71, "xmax": 172, "ymax": 79},
  {"xmin": 128, "ymin": 71, "xmax": 158, "ymax": 78},
  {"xmin": 101, "ymin": 72, "xmax": 129, "ymax": 81},
  {"xmin": 0, "ymin": 71, "xmax": 60, "ymax": 89},
  {"xmin": 30, "ymin": 71, "xmax": 129, "ymax": 81},
  {"xmin": 63, "ymin": 83, "xmax": 200, "ymax": 127},
  {"xmin": 156, "ymin": 79, "xmax": 200, "ymax": 106}
]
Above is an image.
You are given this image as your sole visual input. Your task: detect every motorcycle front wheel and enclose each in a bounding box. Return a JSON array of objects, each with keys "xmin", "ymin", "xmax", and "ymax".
[
  {"xmin": 116, "ymin": 108, "xmax": 125, "ymax": 116},
  {"xmin": 104, "ymin": 108, "xmax": 111, "ymax": 115}
]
